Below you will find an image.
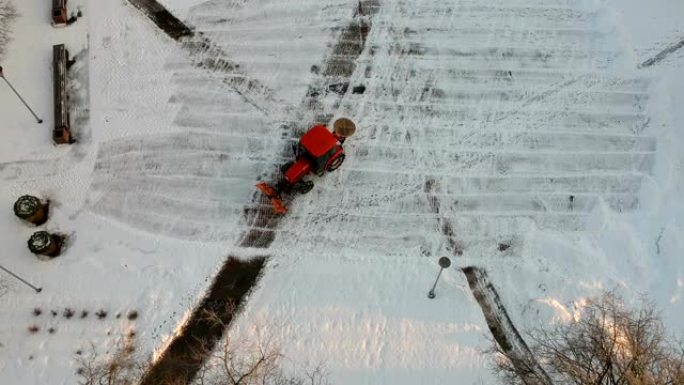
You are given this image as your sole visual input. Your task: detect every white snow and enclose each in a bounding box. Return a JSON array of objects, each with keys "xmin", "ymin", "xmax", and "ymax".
[{"xmin": 1, "ymin": 0, "xmax": 683, "ymax": 384}]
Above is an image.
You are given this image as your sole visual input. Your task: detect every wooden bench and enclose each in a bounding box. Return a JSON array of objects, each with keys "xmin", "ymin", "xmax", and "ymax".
[
  {"xmin": 52, "ymin": 0, "xmax": 68, "ymax": 25},
  {"xmin": 53, "ymin": 44, "xmax": 71, "ymax": 144}
]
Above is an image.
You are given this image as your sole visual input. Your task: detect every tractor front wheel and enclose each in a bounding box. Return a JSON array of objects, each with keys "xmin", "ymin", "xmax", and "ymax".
[
  {"xmin": 276, "ymin": 181, "xmax": 292, "ymax": 194},
  {"xmin": 327, "ymin": 153, "xmax": 345, "ymax": 172},
  {"xmin": 296, "ymin": 180, "xmax": 314, "ymax": 194}
]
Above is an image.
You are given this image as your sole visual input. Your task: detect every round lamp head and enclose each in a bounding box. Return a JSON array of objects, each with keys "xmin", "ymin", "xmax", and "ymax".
[{"xmin": 438, "ymin": 256, "xmax": 451, "ymax": 269}]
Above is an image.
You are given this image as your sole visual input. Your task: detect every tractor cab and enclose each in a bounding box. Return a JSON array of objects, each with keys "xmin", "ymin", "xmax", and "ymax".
[{"xmin": 298, "ymin": 124, "xmax": 342, "ymax": 175}]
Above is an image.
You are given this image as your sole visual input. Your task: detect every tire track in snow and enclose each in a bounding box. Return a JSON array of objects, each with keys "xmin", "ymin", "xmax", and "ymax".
[
  {"xmin": 127, "ymin": 0, "xmax": 283, "ymax": 117},
  {"xmin": 463, "ymin": 266, "xmax": 552, "ymax": 385},
  {"xmin": 181, "ymin": 37, "xmax": 282, "ymax": 117},
  {"xmin": 424, "ymin": 177, "xmax": 464, "ymax": 256},
  {"xmin": 639, "ymin": 37, "xmax": 684, "ymax": 68},
  {"xmin": 0, "ymin": 158, "xmax": 62, "ymax": 180}
]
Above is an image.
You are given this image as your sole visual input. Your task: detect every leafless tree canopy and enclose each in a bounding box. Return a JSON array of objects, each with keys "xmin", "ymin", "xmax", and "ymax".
[
  {"xmin": 76, "ymin": 335, "xmax": 146, "ymax": 385},
  {"xmin": 493, "ymin": 293, "xmax": 684, "ymax": 385},
  {"xmin": 76, "ymin": 315, "xmax": 330, "ymax": 385},
  {"xmin": 0, "ymin": 0, "xmax": 17, "ymax": 60},
  {"xmin": 193, "ymin": 322, "xmax": 329, "ymax": 385}
]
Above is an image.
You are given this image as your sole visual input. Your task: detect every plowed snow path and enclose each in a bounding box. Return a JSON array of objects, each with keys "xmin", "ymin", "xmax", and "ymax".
[
  {"xmin": 86, "ymin": 0, "xmax": 655, "ymax": 256},
  {"xmin": 271, "ymin": 0, "xmax": 656, "ymax": 259},
  {"xmin": 88, "ymin": 0, "xmax": 654, "ymax": 254},
  {"xmin": 87, "ymin": 0, "xmax": 355, "ymax": 241}
]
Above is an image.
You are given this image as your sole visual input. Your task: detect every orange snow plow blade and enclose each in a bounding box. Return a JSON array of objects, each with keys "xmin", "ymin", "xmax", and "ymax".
[
  {"xmin": 256, "ymin": 182, "xmax": 278, "ymax": 197},
  {"xmin": 269, "ymin": 197, "xmax": 288, "ymax": 215},
  {"xmin": 256, "ymin": 182, "xmax": 288, "ymax": 214}
]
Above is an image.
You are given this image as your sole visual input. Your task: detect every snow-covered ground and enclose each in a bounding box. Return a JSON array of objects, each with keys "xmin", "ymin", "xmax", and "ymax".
[{"xmin": 1, "ymin": 0, "xmax": 683, "ymax": 384}]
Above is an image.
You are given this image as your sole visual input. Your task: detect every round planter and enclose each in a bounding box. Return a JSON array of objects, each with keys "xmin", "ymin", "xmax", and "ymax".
[
  {"xmin": 14, "ymin": 195, "xmax": 49, "ymax": 226},
  {"xmin": 28, "ymin": 231, "xmax": 62, "ymax": 258}
]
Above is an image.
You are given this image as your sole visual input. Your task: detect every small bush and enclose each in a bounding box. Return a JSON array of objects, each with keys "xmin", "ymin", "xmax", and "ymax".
[
  {"xmin": 64, "ymin": 308, "xmax": 75, "ymax": 319},
  {"xmin": 75, "ymin": 336, "xmax": 142, "ymax": 385}
]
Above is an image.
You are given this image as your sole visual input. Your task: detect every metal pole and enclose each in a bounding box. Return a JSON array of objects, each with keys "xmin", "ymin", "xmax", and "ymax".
[
  {"xmin": 427, "ymin": 267, "xmax": 444, "ymax": 299},
  {"xmin": 428, "ymin": 256, "xmax": 451, "ymax": 299},
  {"xmin": 0, "ymin": 264, "xmax": 42, "ymax": 293},
  {"xmin": 0, "ymin": 66, "xmax": 43, "ymax": 124}
]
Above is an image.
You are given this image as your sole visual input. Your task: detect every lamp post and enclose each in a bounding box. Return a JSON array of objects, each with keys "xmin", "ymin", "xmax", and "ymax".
[
  {"xmin": 0, "ymin": 65, "xmax": 43, "ymax": 124},
  {"xmin": 0, "ymin": 264, "xmax": 42, "ymax": 293},
  {"xmin": 428, "ymin": 256, "xmax": 451, "ymax": 299}
]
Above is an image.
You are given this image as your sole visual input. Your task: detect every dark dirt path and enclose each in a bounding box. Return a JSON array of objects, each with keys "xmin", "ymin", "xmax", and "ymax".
[
  {"xmin": 639, "ymin": 37, "xmax": 684, "ymax": 68},
  {"xmin": 462, "ymin": 266, "xmax": 552, "ymax": 385},
  {"xmin": 139, "ymin": 257, "xmax": 265, "ymax": 385},
  {"xmin": 424, "ymin": 178, "xmax": 464, "ymax": 256},
  {"xmin": 127, "ymin": 0, "xmax": 193, "ymax": 40},
  {"xmin": 128, "ymin": 0, "xmax": 282, "ymax": 117}
]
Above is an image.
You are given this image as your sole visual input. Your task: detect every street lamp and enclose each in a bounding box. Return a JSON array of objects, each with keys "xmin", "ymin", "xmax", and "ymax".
[
  {"xmin": 428, "ymin": 256, "xmax": 451, "ymax": 299},
  {"xmin": 0, "ymin": 65, "xmax": 43, "ymax": 123}
]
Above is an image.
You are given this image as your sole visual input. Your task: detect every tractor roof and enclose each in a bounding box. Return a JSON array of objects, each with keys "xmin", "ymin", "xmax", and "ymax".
[{"xmin": 300, "ymin": 124, "xmax": 338, "ymax": 158}]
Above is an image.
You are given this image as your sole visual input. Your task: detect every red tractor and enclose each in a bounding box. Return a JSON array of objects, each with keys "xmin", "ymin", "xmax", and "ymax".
[{"xmin": 256, "ymin": 118, "xmax": 356, "ymax": 214}]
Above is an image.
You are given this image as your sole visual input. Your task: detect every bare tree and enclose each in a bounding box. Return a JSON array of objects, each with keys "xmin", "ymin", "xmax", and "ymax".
[
  {"xmin": 193, "ymin": 318, "xmax": 329, "ymax": 385},
  {"xmin": 493, "ymin": 293, "xmax": 684, "ymax": 385},
  {"xmin": 75, "ymin": 334, "xmax": 147, "ymax": 385},
  {"xmin": 75, "ymin": 315, "xmax": 330, "ymax": 385},
  {"xmin": 0, "ymin": 1, "xmax": 17, "ymax": 60}
]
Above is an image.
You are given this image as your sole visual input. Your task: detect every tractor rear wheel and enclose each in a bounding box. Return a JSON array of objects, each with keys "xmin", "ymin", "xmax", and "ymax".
[
  {"xmin": 327, "ymin": 153, "xmax": 345, "ymax": 172},
  {"xmin": 296, "ymin": 180, "xmax": 314, "ymax": 194}
]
